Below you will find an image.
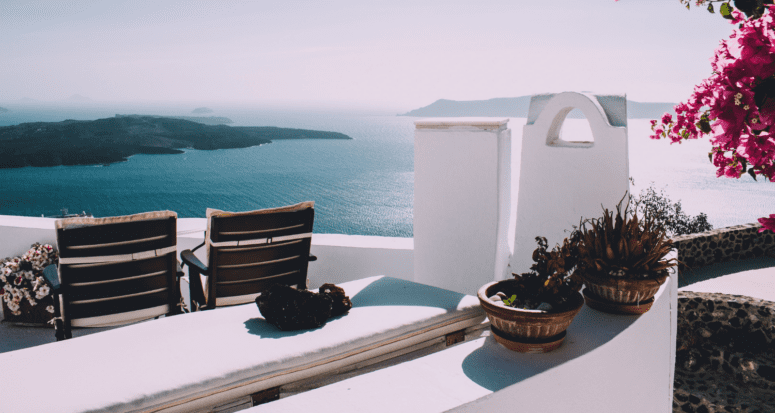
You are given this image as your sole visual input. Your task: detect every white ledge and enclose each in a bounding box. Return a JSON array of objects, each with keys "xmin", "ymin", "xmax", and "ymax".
[{"xmin": 414, "ymin": 117, "xmax": 510, "ymax": 131}]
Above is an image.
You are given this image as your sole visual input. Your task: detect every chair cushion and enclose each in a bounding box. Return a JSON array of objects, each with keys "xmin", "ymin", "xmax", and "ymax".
[
  {"xmin": 205, "ymin": 201, "xmax": 314, "ymax": 263},
  {"xmin": 0, "ymin": 276, "xmax": 485, "ymax": 412},
  {"xmin": 55, "ymin": 210, "xmax": 177, "ymax": 230}
]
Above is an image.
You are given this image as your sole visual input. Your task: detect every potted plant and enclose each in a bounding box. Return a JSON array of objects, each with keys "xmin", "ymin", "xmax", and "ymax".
[
  {"xmin": 0, "ymin": 243, "xmax": 58, "ymax": 325},
  {"xmin": 576, "ymin": 196, "xmax": 677, "ymax": 315},
  {"xmin": 478, "ymin": 235, "xmax": 585, "ymax": 353}
]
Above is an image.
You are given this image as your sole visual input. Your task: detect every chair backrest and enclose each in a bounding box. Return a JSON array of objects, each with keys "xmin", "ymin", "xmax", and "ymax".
[
  {"xmin": 55, "ymin": 211, "xmax": 180, "ymax": 328},
  {"xmin": 205, "ymin": 201, "xmax": 314, "ymax": 307}
]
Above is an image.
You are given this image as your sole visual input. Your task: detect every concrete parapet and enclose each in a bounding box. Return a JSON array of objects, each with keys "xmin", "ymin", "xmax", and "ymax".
[
  {"xmin": 511, "ymin": 92, "xmax": 629, "ymax": 274},
  {"xmin": 413, "ymin": 118, "xmax": 512, "ymax": 295}
]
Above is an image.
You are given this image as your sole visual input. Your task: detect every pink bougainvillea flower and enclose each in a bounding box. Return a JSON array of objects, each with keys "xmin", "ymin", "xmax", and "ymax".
[
  {"xmin": 759, "ymin": 214, "xmax": 775, "ymax": 233},
  {"xmin": 652, "ymin": 5, "xmax": 775, "ymax": 183}
]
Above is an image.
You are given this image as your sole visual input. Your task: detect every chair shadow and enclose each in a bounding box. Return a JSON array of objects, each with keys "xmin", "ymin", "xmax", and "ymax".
[{"xmin": 349, "ymin": 276, "xmax": 471, "ymax": 309}]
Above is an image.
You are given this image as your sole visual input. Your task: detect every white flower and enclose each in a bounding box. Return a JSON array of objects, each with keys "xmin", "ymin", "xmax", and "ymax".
[
  {"xmin": 7, "ymin": 298, "xmax": 20, "ymax": 313},
  {"xmin": 35, "ymin": 285, "xmax": 50, "ymax": 299},
  {"xmin": 46, "ymin": 305, "xmax": 55, "ymax": 314}
]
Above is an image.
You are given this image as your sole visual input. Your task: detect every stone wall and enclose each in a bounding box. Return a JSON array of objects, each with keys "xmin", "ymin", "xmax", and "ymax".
[
  {"xmin": 672, "ymin": 223, "xmax": 775, "ymax": 270},
  {"xmin": 674, "ymin": 291, "xmax": 775, "ymax": 412}
]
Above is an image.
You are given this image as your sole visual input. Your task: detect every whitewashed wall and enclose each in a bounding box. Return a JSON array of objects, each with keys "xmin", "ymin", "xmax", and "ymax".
[
  {"xmin": 0, "ymin": 216, "xmax": 414, "ymax": 290},
  {"xmin": 413, "ymin": 118, "xmax": 512, "ymax": 295},
  {"xmin": 511, "ymin": 92, "xmax": 630, "ymax": 275}
]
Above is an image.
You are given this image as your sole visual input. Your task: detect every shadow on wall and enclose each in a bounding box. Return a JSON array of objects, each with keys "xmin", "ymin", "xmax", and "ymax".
[{"xmin": 461, "ymin": 305, "xmax": 637, "ymax": 391}]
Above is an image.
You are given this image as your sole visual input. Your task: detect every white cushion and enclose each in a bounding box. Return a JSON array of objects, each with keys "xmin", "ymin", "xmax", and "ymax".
[{"xmin": 0, "ymin": 276, "xmax": 484, "ymax": 413}]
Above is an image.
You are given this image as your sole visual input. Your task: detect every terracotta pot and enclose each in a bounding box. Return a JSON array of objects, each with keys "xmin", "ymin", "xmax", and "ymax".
[
  {"xmin": 1, "ymin": 295, "xmax": 55, "ymax": 326},
  {"xmin": 581, "ymin": 271, "xmax": 668, "ymax": 315},
  {"xmin": 477, "ymin": 281, "xmax": 584, "ymax": 353}
]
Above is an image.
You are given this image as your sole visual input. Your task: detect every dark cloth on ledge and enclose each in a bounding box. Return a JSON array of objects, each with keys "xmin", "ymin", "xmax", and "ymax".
[{"xmin": 256, "ymin": 283, "xmax": 352, "ymax": 331}]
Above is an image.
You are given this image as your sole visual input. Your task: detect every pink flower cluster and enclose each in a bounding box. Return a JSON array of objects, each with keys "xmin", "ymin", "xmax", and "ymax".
[
  {"xmin": 651, "ymin": 5, "xmax": 775, "ymax": 182},
  {"xmin": 650, "ymin": 5, "xmax": 775, "ymax": 234},
  {"xmin": 760, "ymin": 214, "xmax": 775, "ymax": 232}
]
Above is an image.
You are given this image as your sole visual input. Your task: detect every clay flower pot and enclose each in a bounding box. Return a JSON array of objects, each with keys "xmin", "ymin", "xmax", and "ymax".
[
  {"xmin": 581, "ymin": 271, "xmax": 668, "ymax": 315},
  {"xmin": 477, "ymin": 280, "xmax": 584, "ymax": 353}
]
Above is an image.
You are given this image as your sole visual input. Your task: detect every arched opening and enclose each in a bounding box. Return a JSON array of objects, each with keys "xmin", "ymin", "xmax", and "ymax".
[{"xmin": 557, "ymin": 107, "xmax": 595, "ymax": 145}]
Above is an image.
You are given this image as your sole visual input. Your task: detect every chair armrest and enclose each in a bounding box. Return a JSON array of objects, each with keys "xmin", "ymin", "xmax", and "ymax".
[
  {"xmin": 42, "ymin": 263, "xmax": 61, "ymax": 292},
  {"xmin": 191, "ymin": 234, "xmax": 206, "ymax": 253},
  {"xmin": 180, "ymin": 249, "xmax": 210, "ymax": 275},
  {"xmin": 308, "ymin": 254, "xmax": 317, "ymax": 262}
]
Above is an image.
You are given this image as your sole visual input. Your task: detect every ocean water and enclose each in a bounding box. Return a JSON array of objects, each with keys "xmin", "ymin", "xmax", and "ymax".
[{"xmin": 0, "ymin": 103, "xmax": 773, "ymax": 236}]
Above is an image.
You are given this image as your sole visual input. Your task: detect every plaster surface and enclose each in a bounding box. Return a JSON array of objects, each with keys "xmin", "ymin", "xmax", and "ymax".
[
  {"xmin": 413, "ymin": 118, "xmax": 511, "ymax": 295},
  {"xmin": 250, "ymin": 267, "xmax": 678, "ymax": 413},
  {"xmin": 678, "ymin": 258, "xmax": 775, "ymax": 302},
  {"xmin": 511, "ymin": 92, "xmax": 629, "ymax": 275}
]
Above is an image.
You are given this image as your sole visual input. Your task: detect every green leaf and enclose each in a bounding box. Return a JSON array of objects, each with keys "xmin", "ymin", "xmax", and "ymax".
[
  {"xmin": 749, "ymin": 168, "xmax": 758, "ymax": 181},
  {"xmin": 721, "ymin": 2, "xmax": 733, "ymax": 18},
  {"xmin": 708, "ymin": 3, "xmax": 715, "ymax": 13},
  {"xmin": 503, "ymin": 294, "xmax": 517, "ymax": 306}
]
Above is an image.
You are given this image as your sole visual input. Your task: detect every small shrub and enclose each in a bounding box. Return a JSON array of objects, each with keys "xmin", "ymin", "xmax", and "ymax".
[{"xmin": 629, "ymin": 179, "xmax": 713, "ymax": 237}]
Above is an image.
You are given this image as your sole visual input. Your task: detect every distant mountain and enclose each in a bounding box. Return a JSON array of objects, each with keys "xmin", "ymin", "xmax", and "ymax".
[
  {"xmin": 116, "ymin": 114, "xmax": 233, "ymax": 125},
  {"xmin": 17, "ymin": 97, "xmax": 39, "ymax": 103},
  {"xmin": 192, "ymin": 107, "xmax": 214, "ymax": 114},
  {"xmin": 0, "ymin": 116, "xmax": 352, "ymax": 169},
  {"xmin": 399, "ymin": 96, "xmax": 677, "ymax": 119},
  {"xmin": 0, "ymin": 107, "xmax": 8, "ymax": 114},
  {"xmin": 66, "ymin": 94, "xmax": 93, "ymax": 102}
]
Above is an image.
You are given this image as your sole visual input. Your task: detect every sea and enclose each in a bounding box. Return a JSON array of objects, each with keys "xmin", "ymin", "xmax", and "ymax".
[{"xmin": 0, "ymin": 102, "xmax": 773, "ymax": 237}]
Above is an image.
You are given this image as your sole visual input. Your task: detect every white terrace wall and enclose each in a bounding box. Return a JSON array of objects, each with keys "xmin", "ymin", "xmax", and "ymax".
[
  {"xmin": 511, "ymin": 92, "xmax": 630, "ymax": 275},
  {"xmin": 0, "ymin": 216, "xmax": 415, "ymax": 291},
  {"xmin": 413, "ymin": 118, "xmax": 512, "ymax": 295}
]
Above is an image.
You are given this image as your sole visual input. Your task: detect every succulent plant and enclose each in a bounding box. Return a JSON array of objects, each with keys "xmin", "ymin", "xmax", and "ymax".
[
  {"xmin": 498, "ymin": 235, "xmax": 584, "ymax": 311},
  {"xmin": 577, "ymin": 194, "xmax": 677, "ymax": 280}
]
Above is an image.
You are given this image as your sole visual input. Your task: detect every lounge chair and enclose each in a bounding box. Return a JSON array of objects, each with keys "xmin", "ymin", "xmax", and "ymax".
[
  {"xmin": 180, "ymin": 201, "xmax": 316, "ymax": 311},
  {"xmin": 42, "ymin": 211, "xmax": 184, "ymax": 340}
]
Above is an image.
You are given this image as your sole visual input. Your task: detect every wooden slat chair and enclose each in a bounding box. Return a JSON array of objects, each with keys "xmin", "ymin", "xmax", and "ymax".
[
  {"xmin": 42, "ymin": 211, "xmax": 184, "ymax": 341},
  {"xmin": 180, "ymin": 201, "xmax": 316, "ymax": 311}
]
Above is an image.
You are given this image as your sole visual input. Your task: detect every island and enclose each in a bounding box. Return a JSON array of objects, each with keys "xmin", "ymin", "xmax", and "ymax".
[
  {"xmin": 0, "ymin": 107, "xmax": 8, "ymax": 114},
  {"xmin": 0, "ymin": 115, "xmax": 351, "ymax": 169},
  {"xmin": 116, "ymin": 114, "xmax": 234, "ymax": 125},
  {"xmin": 399, "ymin": 96, "xmax": 677, "ymax": 119},
  {"xmin": 192, "ymin": 107, "xmax": 214, "ymax": 114}
]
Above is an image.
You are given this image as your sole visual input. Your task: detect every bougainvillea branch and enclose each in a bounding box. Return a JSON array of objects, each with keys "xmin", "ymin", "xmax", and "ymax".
[{"xmin": 650, "ymin": 4, "xmax": 775, "ymax": 233}]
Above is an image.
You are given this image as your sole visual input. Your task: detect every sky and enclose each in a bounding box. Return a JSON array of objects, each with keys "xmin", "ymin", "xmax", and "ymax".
[{"xmin": 0, "ymin": 0, "xmax": 737, "ymax": 111}]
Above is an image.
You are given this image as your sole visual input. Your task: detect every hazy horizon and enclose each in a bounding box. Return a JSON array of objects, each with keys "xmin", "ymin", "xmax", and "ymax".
[{"xmin": 2, "ymin": 0, "xmax": 735, "ymax": 112}]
